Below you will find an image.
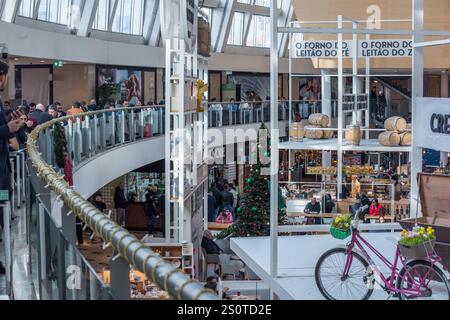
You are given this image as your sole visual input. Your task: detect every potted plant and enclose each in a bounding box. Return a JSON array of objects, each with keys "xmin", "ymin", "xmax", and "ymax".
[
  {"xmin": 330, "ymin": 215, "xmax": 352, "ymax": 240},
  {"xmin": 399, "ymin": 225, "xmax": 436, "ymax": 259}
]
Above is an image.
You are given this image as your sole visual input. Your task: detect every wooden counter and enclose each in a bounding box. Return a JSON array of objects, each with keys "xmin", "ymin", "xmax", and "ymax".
[
  {"xmin": 208, "ymin": 222, "xmax": 233, "ymax": 231},
  {"xmin": 125, "ymin": 202, "xmax": 163, "ymax": 231}
]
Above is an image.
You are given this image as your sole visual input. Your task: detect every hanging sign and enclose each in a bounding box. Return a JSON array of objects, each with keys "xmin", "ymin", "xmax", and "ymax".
[
  {"xmin": 416, "ymin": 98, "xmax": 450, "ymax": 153},
  {"xmin": 292, "ymin": 39, "xmax": 412, "ymax": 58},
  {"xmin": 359, "ymin": 39, "xmax": 413, "ymax": 58},
  {"xmin": 292, "ymin": 40, "xmax": 353, "ymax": 58}
]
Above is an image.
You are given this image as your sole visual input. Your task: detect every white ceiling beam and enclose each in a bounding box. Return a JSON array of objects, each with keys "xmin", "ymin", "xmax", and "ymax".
[
  {"xmin": 77, "ymin": 0, "xmax": 100, "ymax": 37},
  {"xmin": 1, "ymin": 0, "xmax": 20, "ymax": 23},
  {"xmin": 201, "ymin": 0, "xmax": 221, "ymax": 8},
  {"xmin": 142, "ymin": 0, "xmax": 160, "ymax": 46},
  {"xmin": 278, "ymin": 0, "xmax": 293, "ymax": 57},
  {"xmin": 211, "ymin": 0, "xmax": 235, "ymax": 53},
  {"xmin": 242, "ymin": 11, "xmax": 253, "ymax": 47}
]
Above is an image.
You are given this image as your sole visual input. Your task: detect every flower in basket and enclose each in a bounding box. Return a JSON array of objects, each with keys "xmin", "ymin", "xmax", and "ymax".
[
  {"xmin": 399, "ymin": 225, "xmax": 436, "ymax": 247},
  {"xmin": 331, "ymin": 215, "xmax": 352, "ymax": 231}
]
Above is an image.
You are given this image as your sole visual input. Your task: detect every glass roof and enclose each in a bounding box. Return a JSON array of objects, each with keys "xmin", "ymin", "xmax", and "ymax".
[{"xmin": 7, "ymin": 0, "xmax": 293, "ymax": 53}]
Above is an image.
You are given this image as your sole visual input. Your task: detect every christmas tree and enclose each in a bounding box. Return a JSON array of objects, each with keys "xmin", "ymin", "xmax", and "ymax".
[{"xmin": 217, "ymin": 123, "xmax": 287, "ymax": 239}]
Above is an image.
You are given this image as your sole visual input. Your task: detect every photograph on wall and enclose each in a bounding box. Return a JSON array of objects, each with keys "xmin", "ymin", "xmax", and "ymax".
[
  {"xmin": 97, "ymin": 66, "xmax": 143, "ymax": 105},
  {"xmin": 228, "ymin": 74, "xmax": 270, "ymax": 101}
]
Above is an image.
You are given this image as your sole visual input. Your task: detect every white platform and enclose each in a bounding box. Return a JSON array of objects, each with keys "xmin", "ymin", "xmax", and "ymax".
[
  {"xmin": 231, "ymin": 233, "xmax": 401, "ymax": 300},
  {"xmin": 279, "ymin": 139, "xmax": 412, "ymax": 152}
]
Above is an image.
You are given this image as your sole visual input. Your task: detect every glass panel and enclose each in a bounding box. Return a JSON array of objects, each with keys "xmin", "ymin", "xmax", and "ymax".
[
  {"xmin": 227, "ymin": 11, "xmax": 244, "ymax": 46},
  {"xmin": 246, "ymin": 14, "xmax": 270, "ymax": 48},
  {"xmin": 36, "ymin": 0, "xmax": 83, "ymax": 26},
  {"xmin": 111, "ymin": 0, "xmax": 144, "ymax": 35},
  {"xmin": 93, "ymin": 0, "xmax": 109, "ymax": 31},
  {"xmin": 18, "ymin": 0, "xmax": 36, "ymax": 17}
]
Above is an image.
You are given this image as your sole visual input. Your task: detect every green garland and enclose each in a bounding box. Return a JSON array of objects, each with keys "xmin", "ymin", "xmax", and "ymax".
[{"xmin": 52, "ymin": 122, "xmax": 66, "ymax": 168}]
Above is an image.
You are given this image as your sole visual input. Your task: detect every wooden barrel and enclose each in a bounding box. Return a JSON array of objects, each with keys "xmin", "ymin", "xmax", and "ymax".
[
  {"xmin": 345, "ymin": 125, "xmax": 361, "ymax": 146},
  {"xmin": 399, "ymin": 132, "xmax": 412, "ymax": 146},
  {"xmin": 322, "ymin": 129, "xmax": 335, "ymax": 139},
  {"xmin": 289, "ymin": 123, "xmax": 305, "ymax": 142},
  {"xmin": 304, "ymin": 125, "xmax": 324, "ymax": 139},
  {"xmin": 385, "ymin": 116, "xmax": 407, "ymax": 132},
  {"xmin": 308, "ymin": 113, "xmax": 330, "ymax": 127},
  {"xmin": 298, "ymin": 119, "xmax": 310, "ymax": 128},
  {"xmin": 379, "ymin": 131, "xmax": 401, "ymax": 146}
]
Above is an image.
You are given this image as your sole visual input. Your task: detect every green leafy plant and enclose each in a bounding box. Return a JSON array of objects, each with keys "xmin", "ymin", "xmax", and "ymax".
[
  {"xmin": 97, "ymin": 82, "xmax": 120, "ymax": 106},
  {"xmin": 52, "ymin": 122, "xmax": 66, "ymax": 168},
  {"xmin": 399, "ymin": 226, "xmax": 436, "ymax": 246}
]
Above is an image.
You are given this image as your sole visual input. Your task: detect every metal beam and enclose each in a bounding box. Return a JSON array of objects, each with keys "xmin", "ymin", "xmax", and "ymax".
[
  {"xmin": 278, "ymin": 26, "xmax": 450, "ymax": 37},
  {"xmin": 142, "ymin": 0, "xmax": 160, "ymax": 46},
  {"xmin": 269, "ymin": 0, "xmax": 279, "ymax": 280},
  {"xmin": 277, "ymin": 0, "xmax": 294, "ymax": 57},
  {"xmin": 32, "ymin": 0, "xmax": 41, "ymax": 20},
  {"xmin": 410, "ymin": 0, "xmax": 424, "ymax": 219},
  {"xmin": 1, "ymin": 0, "xmax": 20, "ymax": 23},
  {"xmin": 414, "ymin": 38, "xmax": 450, "ymax": 48},
  {"xmin": 211, "ymin": 0, "xmax": 235, "ymax": 53},
  {"xmin": 107, "ymin": 0, "xmax": 119, "ymax": 32},
  {"xmin": 77, "ymin": 0, "xmax": 99, "ymax": 37}
]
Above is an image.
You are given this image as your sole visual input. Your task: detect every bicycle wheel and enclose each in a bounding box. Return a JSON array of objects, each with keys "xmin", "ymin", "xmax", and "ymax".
[
  {"xmin": 315, "ymin": 248, "xmax": 373, "ymax": 300},
  {"xmin": 396, "ymin": 260, "xmax": 450, "ymax": 300}
]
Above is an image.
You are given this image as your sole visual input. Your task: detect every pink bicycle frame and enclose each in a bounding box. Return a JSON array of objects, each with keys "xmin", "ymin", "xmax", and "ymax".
[{"xmin": 342, "ymin": 230, "xmax": 441, "ymax": 297}]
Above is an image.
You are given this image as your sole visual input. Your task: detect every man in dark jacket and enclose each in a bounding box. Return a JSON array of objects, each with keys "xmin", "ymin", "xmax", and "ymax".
[
  {"xmin": 144, "ymin": 186, "xmax": 158, "ymax": 237},
  {"xmin": 1, "ymin": 60, "xmax": 24, "ymax": 274},
  {"xmin": 29, "ymin": 103, "xmax": 53, "ymax": 125},
  {"xmin": 114, "ymin": 183, "xmax": 127, "ymax": 227},
  {"xmin": 220, "ymin": 184, "xmax": 234, "ymax": 215}
]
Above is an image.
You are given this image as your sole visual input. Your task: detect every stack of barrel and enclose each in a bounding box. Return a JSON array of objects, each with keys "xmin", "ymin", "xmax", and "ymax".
[
  {"xmin": 379, "ymin": 116, "xmax": 412, "ymax": 146},
  {"xmin": 303, "ymin": 113, "xmax": 334, "ymax": 140},
  {"xmin": 198, "ymin": 17, "xmax": 211, "ymax": 57}
]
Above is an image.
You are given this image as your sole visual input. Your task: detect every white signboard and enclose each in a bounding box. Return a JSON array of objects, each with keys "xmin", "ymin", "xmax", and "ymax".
[
  {"xmin": 292, "ymin": 40, "xmax": 353, "ymax": 58},
  {"xmin": 359, "ymin": 39, "xmax": 413, "ymax": 58},
  {"xmin": 292, "ymin": 39, "xmax": 412, "ymax": 59},
  {"xmin": 416, "ymin": 98, "xmax": 450, "ymax": 153}
]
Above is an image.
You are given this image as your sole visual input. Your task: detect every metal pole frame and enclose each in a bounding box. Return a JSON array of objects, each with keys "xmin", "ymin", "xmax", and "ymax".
[{"xmin": 270, "ymin": 0, "xmax": 279, "ymax": 284}]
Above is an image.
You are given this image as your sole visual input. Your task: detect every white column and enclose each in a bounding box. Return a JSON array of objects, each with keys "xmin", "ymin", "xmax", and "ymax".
[
  {"xmin": 411, "ymin": 0, "xmax": 424, "ymax": 219},
  {"xmin": 269, "ymin": 0, "xmax": 279, "ymax": 281},
  {"xmin": 321, "ymin": 69, "xmax": 332, "ymax": 117},
  {"xmin": 337, "ymin": 16, "xmax": 344, "ymax": 200}
]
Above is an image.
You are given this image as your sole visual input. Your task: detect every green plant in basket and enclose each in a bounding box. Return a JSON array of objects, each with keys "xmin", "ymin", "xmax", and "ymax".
[
  {"xmin": 399, "ymin": 226, "xmax": 436, "ymax": 246},
  {"xmin": 330, "ymin": 215, "xmax": 352, "ymax": 240}
]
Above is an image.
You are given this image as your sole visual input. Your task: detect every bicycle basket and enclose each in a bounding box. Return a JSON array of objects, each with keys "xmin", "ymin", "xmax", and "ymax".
[
  {"xmin": 398, "ymin": 240, "xmax": 436, "ymax": 259},
  {"xmin": 330, "ymin": 226, "xmax": 351, "ymax": 240}
]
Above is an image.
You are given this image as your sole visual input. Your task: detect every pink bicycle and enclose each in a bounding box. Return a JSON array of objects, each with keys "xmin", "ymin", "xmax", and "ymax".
[{"xmin": 315, "ymin": 217, "xmax": 450, "ymax": 300}]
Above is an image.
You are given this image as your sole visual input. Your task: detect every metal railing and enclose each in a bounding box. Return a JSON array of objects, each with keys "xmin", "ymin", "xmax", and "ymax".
[{"xmin": 26, "ymin": 106, "xmax": 218, "ymax": 300}]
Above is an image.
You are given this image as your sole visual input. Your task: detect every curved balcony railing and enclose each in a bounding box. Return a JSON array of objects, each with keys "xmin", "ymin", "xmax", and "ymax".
[{"xmin": 27, "ymin": 106, "xmax": 218, "ymax": 300}]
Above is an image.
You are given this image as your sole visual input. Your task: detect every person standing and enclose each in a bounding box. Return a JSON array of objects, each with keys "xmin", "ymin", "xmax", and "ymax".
[
  {"xmin": 220, "ymin": 184, "xmax": 234, "ymax": 215},
  {"xmin": 1, "ymin": 60, "xmax": 24, "ymax": 274},
  {"xmin": 66, "ymin": 102, "xmax": 85, "ymax": 122},
  {"xmin": 114, "ymin": 183, "xmax": 127, "ymax": 227},
  {"xmin": 143, "ymin": 186, "xmax": 158, "ymax": 239},
  {"xmin": 29, "ymin": 103, "xmax": 53, "ymax": 125}
]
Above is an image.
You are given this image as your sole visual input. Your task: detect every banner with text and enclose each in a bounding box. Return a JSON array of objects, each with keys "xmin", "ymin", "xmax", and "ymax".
[
  {"xmin": 415, "ymin": 98, "xmax": 450, "ymax": 153},
  {"xmin": 292, "ymin": 39, "xmax": 412, "ymax": 59}
]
